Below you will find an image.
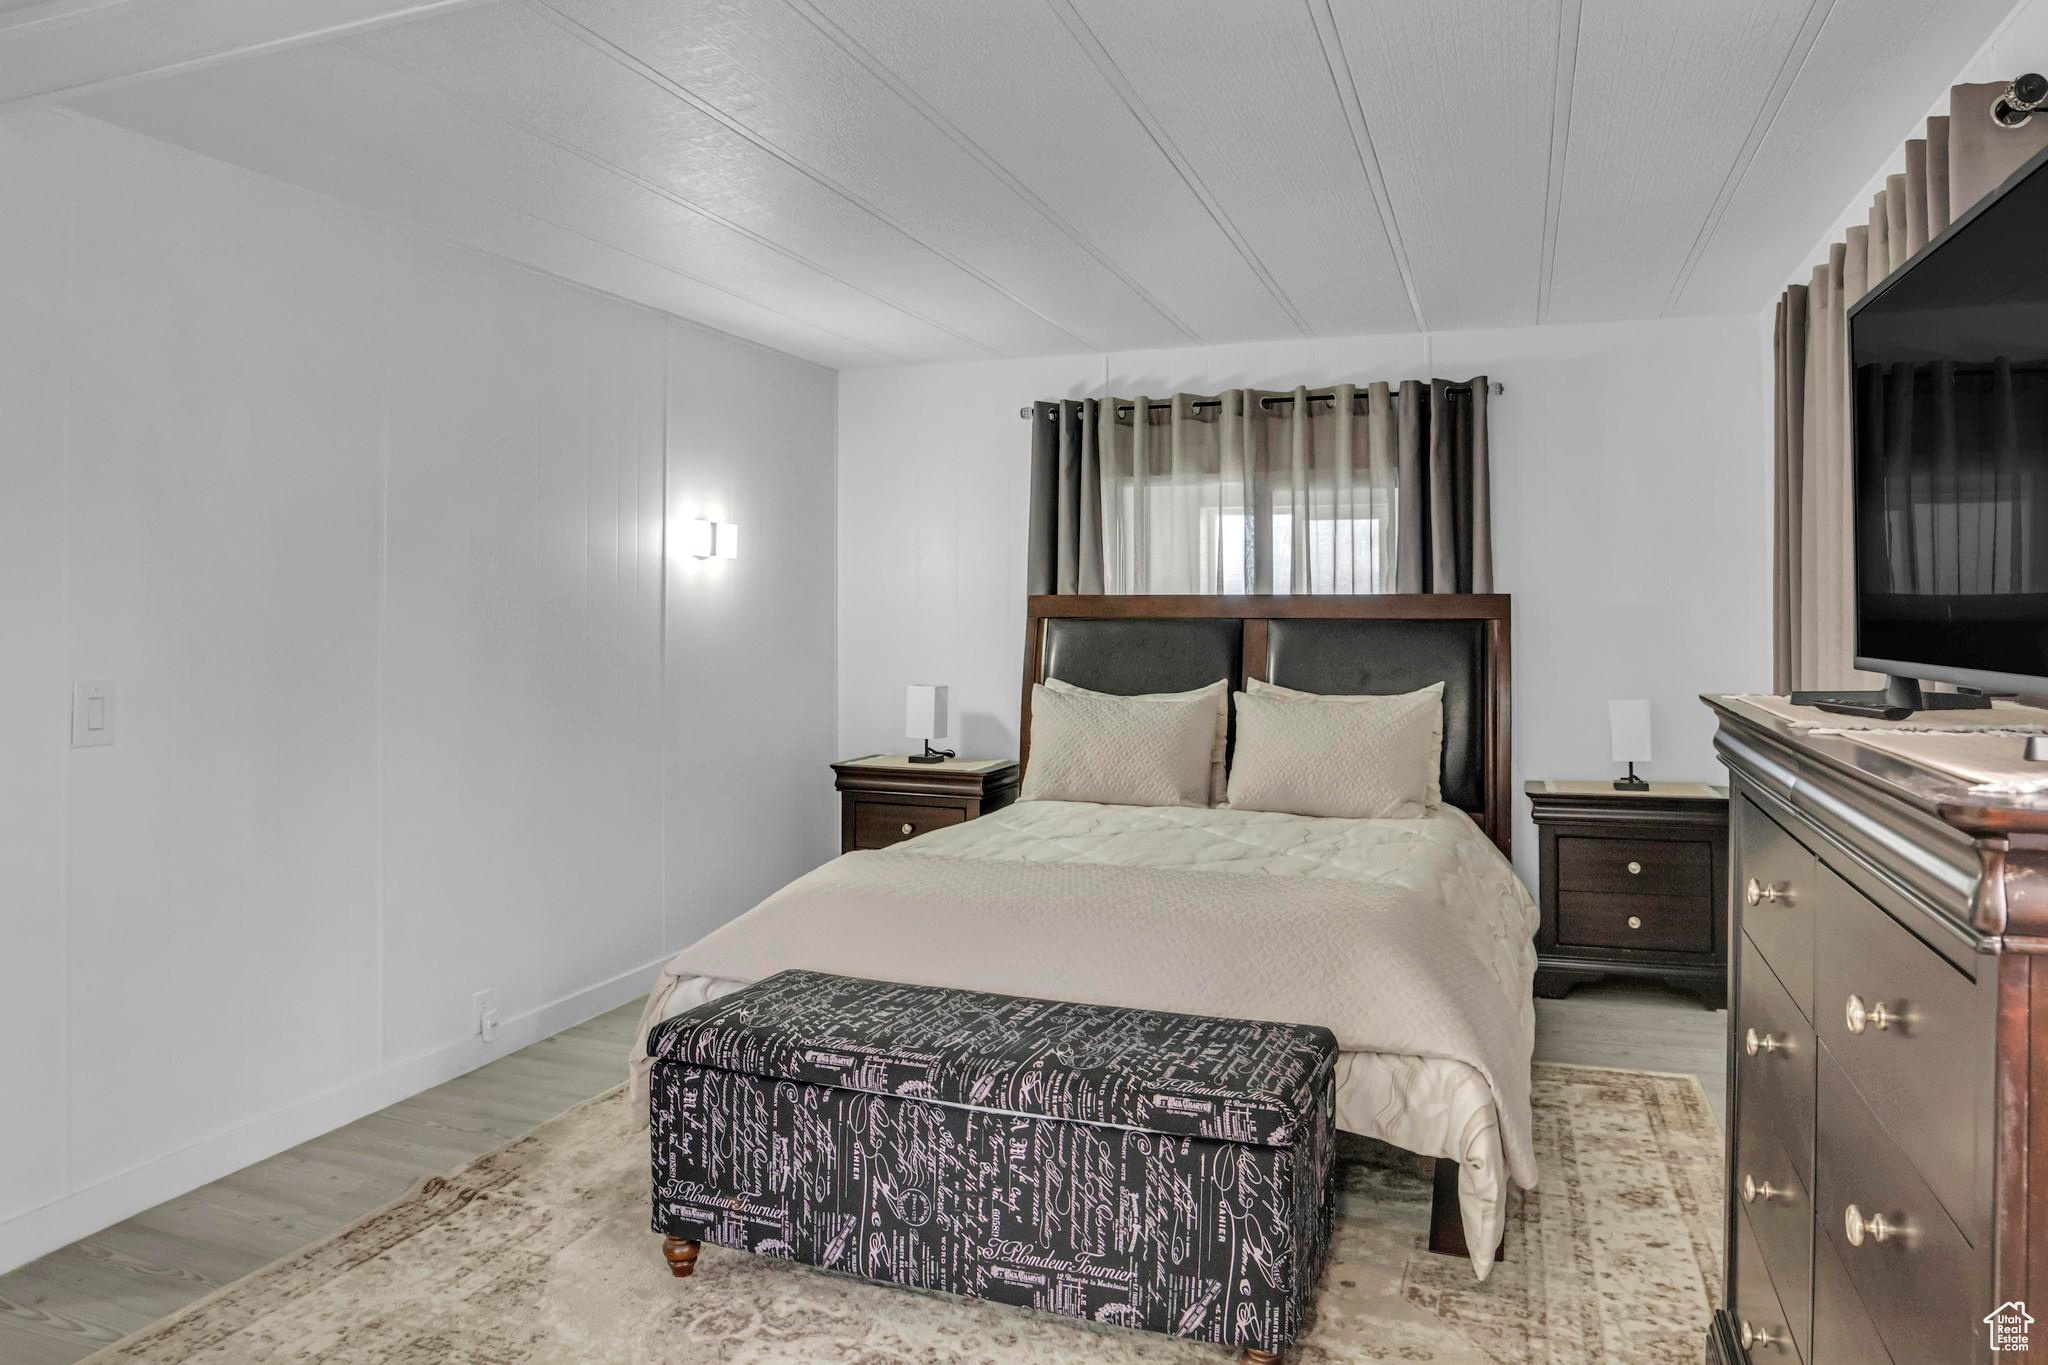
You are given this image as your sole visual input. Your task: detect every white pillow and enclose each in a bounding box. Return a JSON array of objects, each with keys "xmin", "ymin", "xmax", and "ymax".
[
  {"xmin": 1226, "ymin": 683, "xmax": 1445, "ymax": 819},
  {"xmin": 1247, "ymin": 676, "xmax": 1445, "ymax": 807},
  {"xmin": 1043, "ymin": 677, "xmax": 1229, "ymax": 805},
  {"xmin": 1021, "ymin": 683, "xmax": 1217, "ymax": 808}
]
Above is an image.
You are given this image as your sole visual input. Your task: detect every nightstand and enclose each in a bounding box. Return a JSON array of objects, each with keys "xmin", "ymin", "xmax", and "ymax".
[
  {"xmin": 1526, "ymin": 779, "xmax": 1729, "ymax": 1009},
  {"xmin": 832, "ymin": 755, "xmax": 1020, "ymax": 853}
]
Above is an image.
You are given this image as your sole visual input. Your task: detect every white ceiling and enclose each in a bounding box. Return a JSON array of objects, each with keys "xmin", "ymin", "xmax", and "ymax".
[{"xmin": 2, "ymin": 0, "xmax": 2023, "ymax": 367}]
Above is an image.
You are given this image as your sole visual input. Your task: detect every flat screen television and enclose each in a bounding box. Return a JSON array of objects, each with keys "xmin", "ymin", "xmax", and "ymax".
[{"xmin": 1836, "ymin": 140, "xmax": 2048, "ymax": 715}]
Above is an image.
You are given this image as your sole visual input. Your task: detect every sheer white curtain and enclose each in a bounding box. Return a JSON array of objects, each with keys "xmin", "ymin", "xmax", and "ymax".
[{"xmin": 1096, "ymin": 386, "xmax": 1402, "ymax": 594}]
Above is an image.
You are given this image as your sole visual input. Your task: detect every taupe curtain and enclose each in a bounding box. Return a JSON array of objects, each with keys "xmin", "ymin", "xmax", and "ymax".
[
  {"xmin": 1027, "ymin": 380, "xmax": 1491, "ymax": 596},
  {"xmin": 1773, "ymin": 85, "xmax": 2048, "ymax": 689}
]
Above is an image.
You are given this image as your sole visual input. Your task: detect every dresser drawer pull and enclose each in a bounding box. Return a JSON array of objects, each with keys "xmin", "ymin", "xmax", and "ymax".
[
  {"xmin": 900, "ymin": 823, "xmax": 914, "ymax": 835},
  {"xmin": 1843, "ymin": 1203, "xmax": 1901, "ymax": 1247},
  {"xmin": 1844, "ymin": 994, "xmax": 1894, "ymax": 1035},
  {"xmin": 1743, "ymin": 877, "xmax": 1789, "ymax": 906},
  {"xmin": 1626, "ymin": 860, "xmax": 1642, "ymax": 875},
  {"xmin": 1738, "ymin": 1321, "xmax": 1783, "ymax": 1352},
  {"xmin": 1741, "ymin": 1173, "xmax": 1790, "ymax": 1204},
  {"xmin": 1626, "ymin": 915, "xmax": 1642, "ymax": 929},
  {"xmin": 1744, "ymin": 1027, "xmax": 1784, "ymax": 1056}
]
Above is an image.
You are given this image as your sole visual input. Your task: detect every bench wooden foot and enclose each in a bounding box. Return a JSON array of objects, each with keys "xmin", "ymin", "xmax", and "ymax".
[
  {"xmin": 660, "ymin": 1236, "xmax": 700, "ymax": 1279},
  {"xmin": 1241, "ymin": 1350, "xmax": 1280, "ymax": 1364}
]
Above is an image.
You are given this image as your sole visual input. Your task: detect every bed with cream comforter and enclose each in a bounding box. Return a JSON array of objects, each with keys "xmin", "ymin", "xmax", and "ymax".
[{"xmin": 629, "ymin": 799, "xmax": 1538, "ymax": 1278}]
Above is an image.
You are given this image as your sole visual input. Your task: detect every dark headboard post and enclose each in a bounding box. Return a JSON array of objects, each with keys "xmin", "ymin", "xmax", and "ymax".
[
  {"xmin": 1019, "ymin": 594, "xmax": 1514, "ymax": 859},
  {"xmin": 1487, "ymin": 612, "xmax": 1513, "ymax": 855}
]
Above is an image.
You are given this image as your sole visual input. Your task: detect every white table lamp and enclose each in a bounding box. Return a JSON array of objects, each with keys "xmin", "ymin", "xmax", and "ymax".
[
  {"xmin": 906, "ymin": 684, "xmax": 954, "ymax": 764},
  {"xmin": 1610, "ymin": 699, "xmax": 1652, "ymax": 791}
]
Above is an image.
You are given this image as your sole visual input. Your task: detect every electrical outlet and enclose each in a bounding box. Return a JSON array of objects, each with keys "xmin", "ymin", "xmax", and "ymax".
[{"xmin": 473, "ymin": 989, "xmax": 495, "ymax": 1041}]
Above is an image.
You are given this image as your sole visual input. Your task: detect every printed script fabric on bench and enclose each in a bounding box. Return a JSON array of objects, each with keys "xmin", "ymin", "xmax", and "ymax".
[
  {"xmin": 648, "ymin": 970, "xmax": 1338, "ymax": 1356},
  {"xmin": 647, "ymin": 968, "xmax": 1337, "ymax": 1145}
]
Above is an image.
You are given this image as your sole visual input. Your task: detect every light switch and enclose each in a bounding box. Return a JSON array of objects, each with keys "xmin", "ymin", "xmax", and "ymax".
[{"xmin": 72, "ymin": 681, "xmax": 114, "ymax": 748}]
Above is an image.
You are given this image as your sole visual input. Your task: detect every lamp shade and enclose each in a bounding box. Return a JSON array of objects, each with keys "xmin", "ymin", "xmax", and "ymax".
[
  {"xmin": 1609, "ymin": 699, "xmax": 1653, "ymax": 764},
  {"xmin": 905, "ymin": 684, "xmax": 949, "ymax": 743}
]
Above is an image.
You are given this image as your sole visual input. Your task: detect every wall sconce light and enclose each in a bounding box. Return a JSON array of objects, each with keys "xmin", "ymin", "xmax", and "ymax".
[{"xmin": 685, "ymin": 519, "xmax": 740, "ymax": 560}]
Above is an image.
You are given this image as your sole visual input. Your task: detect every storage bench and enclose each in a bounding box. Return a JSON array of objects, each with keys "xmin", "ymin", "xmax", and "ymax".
[{"xmin": 647, "ymin": 969, "xmax": 1337, "ymax": 1362}]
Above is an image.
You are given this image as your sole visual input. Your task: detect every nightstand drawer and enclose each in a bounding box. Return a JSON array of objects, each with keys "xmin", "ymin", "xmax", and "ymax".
[
  {"xmin": 1555, "ymin": 835, "xmax": 1709, "ymax": 896},
  {"xmin": 834, "ymin": 755, "xmax": 1018, "ymax": 855},
  {"xmin": 851, "ymin": 799, "xmax": 965, "ymax": 850},
  {"xmin": 1555, "ymin": 892, "xmax": 1710, "ymax": 952}
]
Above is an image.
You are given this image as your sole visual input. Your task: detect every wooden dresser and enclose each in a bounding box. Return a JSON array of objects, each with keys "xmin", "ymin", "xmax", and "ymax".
[
  {"xmin": 1705, "ymin": 695, "xmax": 2048, "ymax": 1365},
  {"xmin": 1527, "ymin": 779, "xmax": 1728, "ymax": 1008},
  {"xmin": 832, "ymin": 755, "xmax": 1018, "ymax": 853}
]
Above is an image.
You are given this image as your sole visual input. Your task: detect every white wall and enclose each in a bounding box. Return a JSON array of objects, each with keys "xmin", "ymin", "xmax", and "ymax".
[
  {"xmin": 0, "ymin": 108, "xmax": 837, "ymax": 1272},
  {"xmin": 837, "ymin": 315, "xmax": 1774, "ymax": 888}
]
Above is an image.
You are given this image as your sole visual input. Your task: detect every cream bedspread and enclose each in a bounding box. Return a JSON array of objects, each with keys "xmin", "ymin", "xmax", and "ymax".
[{"xmin": 628, "ymin": 800, "xmax": 1537, "ymax": 1278}]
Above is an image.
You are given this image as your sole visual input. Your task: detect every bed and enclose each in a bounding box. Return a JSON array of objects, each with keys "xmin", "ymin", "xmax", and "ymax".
[{"xmin": 629, "ymin": 594, "xmax": 1535, "ymax": 1278}]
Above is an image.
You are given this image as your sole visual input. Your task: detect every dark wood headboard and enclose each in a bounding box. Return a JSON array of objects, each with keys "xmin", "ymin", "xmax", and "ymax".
[{"xmin": 1020, "ymin": 595, "xmax": 1513, "ymax": 856}]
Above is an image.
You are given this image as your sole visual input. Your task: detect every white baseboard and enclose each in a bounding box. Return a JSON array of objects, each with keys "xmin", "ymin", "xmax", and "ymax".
[{"xmin": 0, "ymin": 953, "xmax": 669, "ymax": 1276}]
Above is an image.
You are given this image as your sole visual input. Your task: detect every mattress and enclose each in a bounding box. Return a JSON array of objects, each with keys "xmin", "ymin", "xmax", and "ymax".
[{"xmin": 632, "ymin": 799, "xmax": 1537, "ymax": 1277}]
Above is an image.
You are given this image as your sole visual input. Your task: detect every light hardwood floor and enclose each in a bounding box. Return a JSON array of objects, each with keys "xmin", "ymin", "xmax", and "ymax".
[{"xmin": 0, "ymin": 985, "xmax": 1725, "ymax": 1365}]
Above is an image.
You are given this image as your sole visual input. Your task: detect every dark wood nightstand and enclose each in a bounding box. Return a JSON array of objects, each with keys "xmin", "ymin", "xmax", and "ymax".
[
  {"xmin": 1526, "ymin": 779, "xmax": 1729, "ymax": 1009},
  {"xmin": 832, "ymin": 755, "xmax": 1020, "ymax": 853}
]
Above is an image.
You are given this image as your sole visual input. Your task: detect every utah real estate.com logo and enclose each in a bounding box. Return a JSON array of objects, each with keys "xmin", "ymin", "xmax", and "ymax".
[{"xmin": 1986, "ymin": 1301, "xmax": 2033, "ymax": 1352}]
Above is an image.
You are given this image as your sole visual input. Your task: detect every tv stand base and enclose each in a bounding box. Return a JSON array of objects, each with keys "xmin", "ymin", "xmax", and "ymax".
[{"xmin": 1792, "ymin": 674, "xmax": 1994, "ymax": 720}]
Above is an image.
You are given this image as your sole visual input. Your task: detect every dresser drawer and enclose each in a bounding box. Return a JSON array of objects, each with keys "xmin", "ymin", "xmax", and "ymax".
[
  {"xmin": 850, "ymin": 799, "xmax": 965, "ymax": 850},
  {"xmin": 1736, "ymin": 796, "xmax": 1815, "ymax": 1020},
  {"xmin": 1815, "ymin": 1050, "xmax": 1986, "ymax": 1365},
  {"xmin": 1810, "ymin": 1231, "xmax": 1891, "ymax": 1365},
  {"xmin": 1812, "ymin": 863, "xmax": 1993, "ymax": 1242},
  {"xmin": 1555, "ymin": 892, "xmax": 1710, "ymax": 952},
  {"xmin": 1734, "ymin": 1202, "xmax": 1804, "ymax": 1362},
  {"xmin": 1555, "ymin": 834, "xmax": 1710, "ymax": 896},
  {"xmin": 1738, "ymin": 932, "xmax": 1816, "ymax": 1189},
  {"xmin": 1737, "ymin": 1099, "xmax": 1812, "ymax": 1356}
]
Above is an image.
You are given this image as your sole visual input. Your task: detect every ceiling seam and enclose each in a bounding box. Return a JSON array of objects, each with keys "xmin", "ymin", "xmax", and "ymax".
[
  {"xmin": 0, "ymin": 0, "xmax": 164, "ymax": 37},
  {"xmin": 780, "ymin": 0, "xmax": 1205, "ymax": 347},
  {"xmin": 520, "ymin": 0, "xmax": 1104, "ymax": 356},
  {"xmin": 0, "ymin": 0, "xmax": 492, "ymax": 110},
  {"xmin": 1041, "ymin": 0, "xmax": 1310, "ymax": 338},
  {"xmin": 1536, "ymin": 0, "xmax": 1582, "ymax": 324},
  {"xmin": 166, "ymin": 68, "xmax": 905, "ymax": 366},
  {"xmin": 1659, "ymin": 0, "xmax": 1836, "ymax": 318},
  {"xmin": 345, "ymin": 40, "xmax": 1005, "ymax": 360},
  {"xmin": 1304, "ymin": 0, "xmax": 1423, "ymax": 333}
]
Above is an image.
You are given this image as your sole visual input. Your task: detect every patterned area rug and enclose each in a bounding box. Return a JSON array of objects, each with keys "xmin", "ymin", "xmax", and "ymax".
[{"xmin": 83, "ymin": 1064, "xmax": 1720, "ymax": 1364}]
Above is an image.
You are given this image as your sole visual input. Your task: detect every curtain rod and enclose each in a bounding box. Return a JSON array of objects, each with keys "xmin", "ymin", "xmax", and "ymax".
[{"xmin": 1016, "ymin": 381, "xmax": 1503, "ymax": 420}]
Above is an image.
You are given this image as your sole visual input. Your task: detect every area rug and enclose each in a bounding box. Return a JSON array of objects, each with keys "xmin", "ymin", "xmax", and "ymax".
[{"xmin": 83, "ymin": 1064, "xmax": 1721, "ymax": 1364}]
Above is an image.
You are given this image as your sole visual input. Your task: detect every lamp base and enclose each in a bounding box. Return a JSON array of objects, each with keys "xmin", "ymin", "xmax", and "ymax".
[
  {"xmin": 907, "ymin": 740, "xmax": 955, "ymax": 765},
  {"xmin": 1613, "ymin": 761, "xmax": 1649, "ymax": 792}
]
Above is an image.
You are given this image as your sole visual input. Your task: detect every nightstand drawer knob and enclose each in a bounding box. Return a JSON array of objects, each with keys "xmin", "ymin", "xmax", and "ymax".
[
  {"xmin": 1626, "ymin": 915, "xmax": 1643, "ymax": 929},
  {"xmin": 1627, "ymin": 860, "xmax": 1642, "ymax": 875},
  {"xmin": 900, "ymin": 823, "xmax": 914, "ymax": 835}
]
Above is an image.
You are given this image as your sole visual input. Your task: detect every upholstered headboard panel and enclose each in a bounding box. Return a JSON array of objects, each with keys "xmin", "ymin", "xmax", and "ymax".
[
  {"xmin": 1040, "ymin": 619, "xmax": 1244, "ymax": 699},
  {"xmin": 1021, "ymin": 595, "xmax": 1513, "ymax": 855},
  {"xmin": 1039, "ymin": 618, "xmax": 1244, "ymax": 757},
  {"xmin": 1264, "ymin": 617, "xmax": 1487, "ymax": 812}
]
